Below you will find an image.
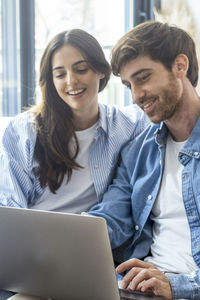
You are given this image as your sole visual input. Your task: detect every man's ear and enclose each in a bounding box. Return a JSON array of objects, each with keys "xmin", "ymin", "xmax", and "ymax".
[{"xmin": 172, "ymin": 53, "xmax": 189, "ymax": 78}]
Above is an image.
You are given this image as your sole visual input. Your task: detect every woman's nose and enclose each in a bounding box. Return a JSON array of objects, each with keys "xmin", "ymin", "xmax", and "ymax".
[{"xmin": 65, "ymin": 72, "xmax": 78, "ymax": 85}]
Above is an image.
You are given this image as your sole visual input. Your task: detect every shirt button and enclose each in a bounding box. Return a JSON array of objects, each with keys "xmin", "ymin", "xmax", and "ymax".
[
  {"xmin": 135, "ymin": 225, "xmax": 139, "ymax": 231},
  {"xmin": 148, "ymin": 195, "xmax": 152, "ymax": 200},
  {"xmin": 94, "ymin": 164, "xmax": 99, "ymax": 168},
  {"xmin": 194, "ymin": 152, "xmax": 199, "ymax": 156}
]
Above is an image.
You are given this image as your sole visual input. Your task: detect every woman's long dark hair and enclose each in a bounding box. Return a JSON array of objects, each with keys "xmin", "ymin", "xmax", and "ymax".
[{"xmin": 32, "ymin": 29, "xmax": 111, "ymax": 193}]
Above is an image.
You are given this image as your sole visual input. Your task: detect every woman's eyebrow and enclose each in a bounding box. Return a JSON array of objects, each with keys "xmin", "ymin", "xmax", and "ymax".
[
  {"xmin": 52, "ymin": 66, "xmax": 64, "ymax": 71},
  {"xmin": 72, "ymin": 60, "xmax": 88, "ymax": 67},
  {"xmin": 52, "ymin": 60, "xmax": 88, "ymax": 71}
]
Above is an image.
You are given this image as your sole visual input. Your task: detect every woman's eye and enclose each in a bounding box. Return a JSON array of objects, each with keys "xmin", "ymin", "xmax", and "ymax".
[
  {"xmin": 76, "ymin": 68, "xmax": 88, "ymax": 74},
  {"xmin": 55, "ymin": 73, "xmax": 65, "ymax": 78},
  {"xmin": 123, "ymin": 83, "xmax": 131, "ymax": 90}
]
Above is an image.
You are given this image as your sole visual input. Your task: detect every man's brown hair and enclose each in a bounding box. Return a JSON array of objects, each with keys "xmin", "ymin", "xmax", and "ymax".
[{"xmin": 111, "ymin": 21, "xmax": 198, "ymax": 87}]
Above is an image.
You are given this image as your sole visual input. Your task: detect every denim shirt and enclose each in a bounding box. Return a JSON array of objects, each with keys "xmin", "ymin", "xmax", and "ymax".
[
  {"xmin": 0, "ymin": 103, "xmax": 149, "ymax": 209},
  {"xmin": 89, "ymin": 119, "xmax": 200, "ymax": 299}
]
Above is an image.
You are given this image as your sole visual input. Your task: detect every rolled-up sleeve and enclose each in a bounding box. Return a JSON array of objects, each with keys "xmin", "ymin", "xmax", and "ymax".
[{"xmin": 0, "ymin": 113, "xmax": 41, "ymax": 208}]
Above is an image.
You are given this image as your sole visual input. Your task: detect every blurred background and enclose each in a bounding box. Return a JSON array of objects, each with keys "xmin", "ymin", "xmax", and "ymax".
[{"xmin": 0, "ymin": 0, "xmax": 200, "ymax": 116}]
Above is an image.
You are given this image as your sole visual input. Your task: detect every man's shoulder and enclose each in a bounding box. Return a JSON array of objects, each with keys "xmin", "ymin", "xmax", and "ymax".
[{"xmin": 121, "ymin": 122, "xmax": 159, "ymax": 156}]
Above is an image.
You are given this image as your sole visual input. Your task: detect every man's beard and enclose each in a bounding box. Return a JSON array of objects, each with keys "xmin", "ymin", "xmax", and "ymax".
[{"xmin": 146, "ymin": 73, "xmax": 182, "ymax": 124}]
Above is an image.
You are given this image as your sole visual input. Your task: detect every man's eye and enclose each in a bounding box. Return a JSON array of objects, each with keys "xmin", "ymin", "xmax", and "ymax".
[{"xmin": 140, "ymin": 73, "xmax": 150, "ymax": 81}]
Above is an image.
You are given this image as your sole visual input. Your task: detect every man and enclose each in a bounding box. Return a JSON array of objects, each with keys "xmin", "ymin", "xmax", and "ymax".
[{"xmin": 89, "ymin": 21, "xmax": 200, "ymax": 299}]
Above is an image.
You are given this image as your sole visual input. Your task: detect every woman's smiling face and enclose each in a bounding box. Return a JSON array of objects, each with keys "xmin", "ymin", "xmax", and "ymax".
[{"xmin": 52, "ymin": 44, "xmax": 104, "ymax": 115}]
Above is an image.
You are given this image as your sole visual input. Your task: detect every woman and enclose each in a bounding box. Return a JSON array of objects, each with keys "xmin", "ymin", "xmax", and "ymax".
[
  {"xmin": 0, "ymin": 29, "xmax": 149, "ymax": 299},
  {"xmin": 0, "ymin": 29, "xmax": 148, "ymax": 214}
]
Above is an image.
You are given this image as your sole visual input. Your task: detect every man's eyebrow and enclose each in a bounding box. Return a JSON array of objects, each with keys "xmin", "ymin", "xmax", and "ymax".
[
  {"xmin": 121, "ymin": 68, "xmax": 152, "ymax": 85},
  {"xmin": 52, "ymin": 60, "xmax": 87, "ymax": 71},
  {"xmin": 130, "ymin": 68, "xmax": 152, "ymax": 79}
]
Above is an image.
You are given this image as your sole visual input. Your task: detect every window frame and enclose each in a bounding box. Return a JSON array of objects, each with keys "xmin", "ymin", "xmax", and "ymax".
[
  {"xmin": 19, "ymin": 0, "xmax": 35, "ymax": 110},
  {"xmin": 1, "ymin": 0, "xmax": 18, "ymax": 116},
  {"xmin": 1, "ymin": 0, "xmax": 35, "ymax": 116},
  {"xmin": 1, "ymin": 0, "xmax": 157, "ymax": 115}
]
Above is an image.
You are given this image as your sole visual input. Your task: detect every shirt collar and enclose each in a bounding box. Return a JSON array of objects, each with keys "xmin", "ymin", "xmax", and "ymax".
[
  {"xmin": 154, "ymin": 117, "xmax": 200, "ymax": 154},
  {"xmin": 154, "ymin": 122, "xmax": 168, "ymax": 146},
  {"xmin": 96, "ymin": 103, "xmax": 108, "ymax": 134},
  {"xmin": 183, "ymin": 117, "xmax": 200, "ymax": 154}
]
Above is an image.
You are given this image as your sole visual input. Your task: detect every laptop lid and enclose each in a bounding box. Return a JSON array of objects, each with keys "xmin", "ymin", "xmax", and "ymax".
[
  {"xmin": 0, "ymin": 206, "xmax": 165, "ymax": 300},
  {"xmin": 0, "ymin": 206, "xmax": 120, "ymax": 300}
]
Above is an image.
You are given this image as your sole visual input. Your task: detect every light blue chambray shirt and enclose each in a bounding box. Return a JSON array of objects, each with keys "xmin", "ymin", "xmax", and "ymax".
[
  {"xmin": 0, "ymin": 103, "xmax": 149, "ymax": 210},
  {"xmin": 89, "ymin": 119, "xmax": 200, "ymax": 300}
]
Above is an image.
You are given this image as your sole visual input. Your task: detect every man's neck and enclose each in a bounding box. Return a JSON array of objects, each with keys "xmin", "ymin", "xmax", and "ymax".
[
  {"xmin": 165, "ymin": 94, "xmax": 200, "ymax": 142},
  {"xmin": 166, "ymin": 119, "xmax": 196, "ymax": 142}
]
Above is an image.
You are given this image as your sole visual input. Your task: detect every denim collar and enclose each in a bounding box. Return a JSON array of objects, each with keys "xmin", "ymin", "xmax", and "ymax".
[{"xmin": 153, "ymin": 118, "xmax": 200, "ymax": 161}]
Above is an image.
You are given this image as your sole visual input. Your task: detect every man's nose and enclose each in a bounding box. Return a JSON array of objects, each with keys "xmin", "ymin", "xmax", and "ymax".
[{"xmin": 131, "ymin": 86, "xmax": 145, "ymax": 104}]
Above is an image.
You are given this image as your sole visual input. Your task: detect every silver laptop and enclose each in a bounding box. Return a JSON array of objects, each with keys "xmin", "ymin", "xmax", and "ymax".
[{"xmin": 0, "ymin": 206, "xmax": 164, "ymax": 300}]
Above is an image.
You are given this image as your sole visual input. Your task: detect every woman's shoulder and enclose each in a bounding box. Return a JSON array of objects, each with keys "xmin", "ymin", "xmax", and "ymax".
[
  {"xmin": 0, "ymin": 111, "xmax": 39, "ymax": 171},
  {"xmin": 99, "ymin": 103, "xmax": 149, "ymax": 138},
  {"xmin": 1, "ymin": 110, "xmax": 37, "ymax": 147},
  {"xmin": 7, "ymin": 110, "xmax": 36, "ymax": 132},
  {"xmin": 99, "ymin": 103, "xmax": 147, "ymax": 124}
]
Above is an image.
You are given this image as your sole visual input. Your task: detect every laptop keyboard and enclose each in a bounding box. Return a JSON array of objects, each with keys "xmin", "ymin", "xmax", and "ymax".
[{"xmin": 119, "ymin": 289, "xmax": 165, "ymax": 300}]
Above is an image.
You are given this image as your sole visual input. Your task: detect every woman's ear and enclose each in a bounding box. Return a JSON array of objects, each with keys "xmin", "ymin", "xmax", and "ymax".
[
  {"xmin": 98, "ymin": 73, "xmax": 106, "ymax": 79},
  {"xmin": 99, "ymin": 73, "xmax": 105, "ymax": 79},
  {"xmin": 172, "ymin": 53, "xmax": 189, "ymax": 78}
]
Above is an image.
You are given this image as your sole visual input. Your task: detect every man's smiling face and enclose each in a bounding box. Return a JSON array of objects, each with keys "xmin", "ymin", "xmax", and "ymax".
[{"xmin": 120, "ymin": 55, "xmax": 183, "ymax": 124}]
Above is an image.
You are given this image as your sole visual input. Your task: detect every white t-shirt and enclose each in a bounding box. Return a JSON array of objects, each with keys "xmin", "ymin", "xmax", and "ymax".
[
  {"xmin": 30, "ymin": 122, "xmax": 98, "ymax": 213},
  {"xmin": 145, "ymin": 134, "xmax": 197, "ymax": 274}
]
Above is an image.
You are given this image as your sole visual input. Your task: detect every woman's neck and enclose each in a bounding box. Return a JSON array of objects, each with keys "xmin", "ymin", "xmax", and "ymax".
[{"xmin": 73, "ymin": 107, "xmax": 99, "ymax": 131}]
